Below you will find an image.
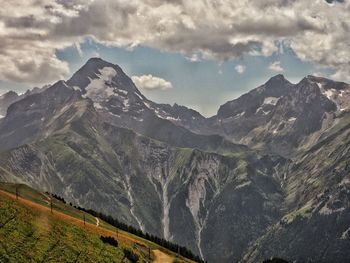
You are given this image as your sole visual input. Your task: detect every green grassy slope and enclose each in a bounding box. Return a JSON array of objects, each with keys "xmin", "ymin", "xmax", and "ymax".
[
  {"xmin": 0, "ymin": 182, "xmax": 194, "ymax": 263},
  {"xmin": 0, "ymin": 183, "xmax": 99, "ymax": 226},
  {"xmin": 0, "ymin": 192, "xmax": 127, "ymax": 262}
]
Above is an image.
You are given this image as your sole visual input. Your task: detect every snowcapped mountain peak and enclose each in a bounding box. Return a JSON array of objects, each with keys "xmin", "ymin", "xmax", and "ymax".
[
  {"xmin": 67, "ymin": 57, "xmax": 139, "ymax": 94},
  {"xmin": 306, "ymin": 75, "xmax": 349, "ymax": 91},
  {"xmin": 63, "ymin": 58, "xmax": 208, "ymax": 133},
  {"xmin": 65, "ymin": 58, "xmax": 146, "ymax": 115},
  {"xmin": 302, "ymin": 75, "xmax": 350, "ymax": 112}
]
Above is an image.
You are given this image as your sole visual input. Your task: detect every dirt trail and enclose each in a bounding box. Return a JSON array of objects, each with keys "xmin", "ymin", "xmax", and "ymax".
[
  {"xmin": 153, "ymin": 249, "xmax": 173, "ymax": 263},
  {"xmin": 0, "ymin": 190, "xmax": 193, "ymax": 263}
]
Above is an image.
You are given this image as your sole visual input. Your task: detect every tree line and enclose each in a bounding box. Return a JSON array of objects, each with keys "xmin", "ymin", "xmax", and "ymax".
[{"xmin": 50, "ymin": 193, "xmax": 206, "ymax": 263}]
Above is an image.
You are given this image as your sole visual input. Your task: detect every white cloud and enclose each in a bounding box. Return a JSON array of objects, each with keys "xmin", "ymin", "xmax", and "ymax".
[
  {"xmin": 131, "ymin": 75, "xmax": 173, "ymax": 91},
  {"xmin": 0, "ymin": 0, "xmax": 350, "ymax": 83},
  {"xmin": 268, "ymin": 61, "xmax": 284, "ymax": 72},
  {"xmin": 235, "ymin": 64, "xmax": 246, "ymax": 74}
]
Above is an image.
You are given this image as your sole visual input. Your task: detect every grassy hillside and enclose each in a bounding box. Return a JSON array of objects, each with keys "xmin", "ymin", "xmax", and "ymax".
[{"xmin": 0, "ymin": 182, "xmax": 194, "ymax": 263}]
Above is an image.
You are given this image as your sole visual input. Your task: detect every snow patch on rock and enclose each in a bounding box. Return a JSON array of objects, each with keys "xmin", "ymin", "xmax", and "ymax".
[
  {"xmin": 263, "ymin": 97, "xmax": 280, "ymax": 105},
  {"xmin": 319, "ymin": 205, "xmax": 345, "ymax": 215},
  {"xmin": 256, "ymin": 107, "xmax": 270, "ymax": 115},
  {"xmin": 134, "ymin": 92, "xmax": 143, "ymax": 100},
  {"xmin": 84, "ymin": 67, "xmax": 117, "ymax": 102},
  {"xmin": 341, "ymin": 227, "xmax": 350, "ymax": 239},
  {"xmin": 118, "ymin": 89, "xmax": 128, "ymax": 95},
  {"xmin": 93, "ymin": 103, "xmax": 103, "ymax": 109},
  {"xmin": 165, "ymin": 116, "xmax": 180, "ymax": 121},
  {"xmin": 323, "ymin": 89, "xmax": 337, "ymax": 100}
]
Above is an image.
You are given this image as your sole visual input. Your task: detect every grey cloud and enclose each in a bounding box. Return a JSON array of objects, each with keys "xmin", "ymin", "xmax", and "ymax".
[
  {"xmin": 0, "ymin": 0, "xmax": 349, "ymax": 84},
  {"xmin": 5, "ymin": 16, "xmax": 39, "ymax": 28}
]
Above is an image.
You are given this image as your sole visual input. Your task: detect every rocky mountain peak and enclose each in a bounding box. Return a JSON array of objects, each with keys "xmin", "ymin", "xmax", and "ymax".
[
  {"xmin": 306, "ymin": 75, "xmax": 350, "ymax": 90},
  {"xmin": 0, "ymin": 88, "xmax": 48, "ymax": 117},
  {"xmin": 67, "ymin": 57, "xmax": 140, "ymax": 95},
  {"xmin": 1, "ymin": 90, "xmax": 18, "ymax": 99},
  {"xmin": 63, "ymin": 58, "xmax": 209, "ymax": 134},
  {"xmin": 297, "ymin": 75, "xmax": 350, "ymax": 113},
  {"xmin": 0, "ymin": 91, "xmax": 21, "ymax": 117},
  {"xmin": 216, "ymin": 74, "xmax": 292, "ymax": 120},
  {"xmin": 76, "ymin": 57, "xmax": 116, "ymax": 74},
  {"xmin": 65, "ymin": 58, "xmax": 146, "ymax": 116},
  {"xmin": 264, "ymin": 74, "xmax": 290, "ymax": 88},
  {"xmin": 266, "ymin": 73, "xmax": 287, "ymax": 82}
]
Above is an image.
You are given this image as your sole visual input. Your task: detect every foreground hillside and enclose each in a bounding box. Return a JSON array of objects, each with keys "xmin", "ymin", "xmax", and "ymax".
[{"xmin": 0, "ymin": 183, "xmax": 194, "ymax": 263}]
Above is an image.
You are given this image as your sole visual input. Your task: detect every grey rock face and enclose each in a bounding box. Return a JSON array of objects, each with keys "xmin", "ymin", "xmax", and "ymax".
[
  {"xmin": 209, "ymin": 74, "xmax": 350, "ymax": 157},
  {"xmin": 0, "ymin": 81, "xmax": 82, "ymax": 151},
  {"xmin": 0, "ymin": 86, "xmax": 48, "ymax": 118},
  {"xmin": 242, "ymin": 111, "xmax": 350, "ymax": 263},
  {"xmin": 0, "ymin": 91, "xmax": 20, "ymax": 117}
]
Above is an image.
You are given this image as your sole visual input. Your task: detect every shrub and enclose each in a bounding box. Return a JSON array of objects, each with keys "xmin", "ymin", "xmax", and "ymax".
[
  {"xmin": 100, "ymin": 235, "xmax": 118, "ymax": 247},
  {"xmin": 123, "ymin": 248, "xmax": 139, "ymax": 263}
]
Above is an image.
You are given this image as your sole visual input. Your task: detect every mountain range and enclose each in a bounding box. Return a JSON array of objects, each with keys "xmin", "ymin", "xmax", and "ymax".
[{"xmin": 0, "ymin": 57, "xmax": 349, "ymax": 262}]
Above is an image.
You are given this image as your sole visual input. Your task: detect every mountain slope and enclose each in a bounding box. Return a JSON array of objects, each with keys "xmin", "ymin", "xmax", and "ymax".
[
  {"xmin": 67, "ymin": 58, "xmax": 221, "ymax": 153},
  {"xmin": 242, "ymin": 112, "xmax": 350, "ymax": 262},
  {"xmin": 0, "ymin": 81, "xmax": 83, "ymax": 151},
  {"xmin": 0, "ymin": 69, "xmax": 287, "ymax": 262},
  {"xmin": 0, "ymin": 58, "xmax": 350, "ymax": 262},
  {"xmin": 0, "ymin": 108, "xmax": 286, "ymax": 262},
  {"xmin": 0, "ymin": 87, "xmax": 47, "ymax": 119},
  {"xmin": 209, "ymin": 74, "xmax": 350, "ymax": 157},
  {"xmin": 67, "ymin": 57, "xmax": 211, "ymax": 136}
]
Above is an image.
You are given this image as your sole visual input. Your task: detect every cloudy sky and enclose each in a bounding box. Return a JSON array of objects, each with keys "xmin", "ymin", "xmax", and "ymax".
[{"xmin": 0, "ymin": 0, "xmax": 349, "ymax": 116}]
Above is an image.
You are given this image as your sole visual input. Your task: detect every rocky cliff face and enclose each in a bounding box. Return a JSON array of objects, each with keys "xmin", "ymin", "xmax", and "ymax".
[
  {"xmin": 0, "ymin": 58, "xmax": 349, "ymax": 262},
  {"xmin": 0, "ymin": 87, "xmax": 47, "ymax": 118},
  {"xmin": 0, "ymin": 91, "xmax": 20, "ymax": 118},
  {"xmin": 242, "ymin": 112, "xmax": 350, "ymax": 263},
  {"xmin": 209, "ymin": 74, "xmax": 350, "ymax": 157},
  {"xmin": 0, "ymin": 81, "xmax": 83, "ymax": 151}
]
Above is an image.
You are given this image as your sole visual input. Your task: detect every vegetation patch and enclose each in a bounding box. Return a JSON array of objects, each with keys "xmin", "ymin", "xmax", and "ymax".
[
  {"xmin": 123, "ymin": 248, "xmax": 139, "ymax": 263},
  {"xmin": 100, "ymin": 235, "xmax": 119, "ymax": 247}
]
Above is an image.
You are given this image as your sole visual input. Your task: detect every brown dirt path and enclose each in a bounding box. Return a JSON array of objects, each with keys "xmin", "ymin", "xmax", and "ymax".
[
  {"xmin": 95, "ymin": 217, "xmax": 100, "ymax": 227},
  {"xmin": 0, "ymin": 189, "xmax": 195, "ymax": 263},
  {"xmin": 153, "ymin": 249, "xmax": 173, "ymax": 263}
]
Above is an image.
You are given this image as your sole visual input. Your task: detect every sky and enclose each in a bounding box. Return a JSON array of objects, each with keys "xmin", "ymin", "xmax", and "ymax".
[{"xmin": 0, "ymin": 0, "xmax": 349, "ymax": 116}]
